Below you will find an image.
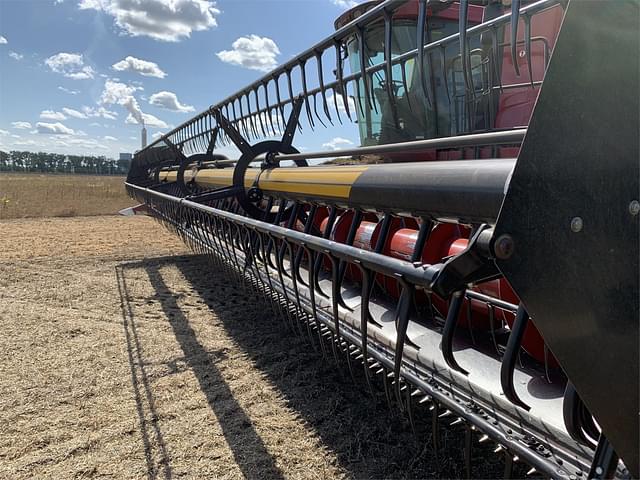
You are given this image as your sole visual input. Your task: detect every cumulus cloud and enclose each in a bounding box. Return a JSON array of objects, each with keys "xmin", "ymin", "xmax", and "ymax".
[
  {"xmin": 0, "ymin": 36, "xmax": 7, "ymax": 44},
  {"xmin": 36, "ymin": 122, "xmax": 76, "ymax": 135},
  {"xmin": 79, "ymin": 0, "xmax": 220, "ymax": 42},
  {"xmin": 45, "ymin": 52, "xmax": 95, "ymax": 79},
  {"xmin": 216, "ymin": 35, "xmax": 279, "ymax": 72},
  {"xmin": 322, "ymin": 137, "xmax": 354, "ymax": 150},
  {"xmin": 331, "ymin": 0, "xmax": 360, "ymax": 8},
  {"xmin": 9, "ymin": 51, "xmax": 23, "ymax": 60},
  {"xmin": 40, "ymin": 110, "xmax": 68, "ymax": 121},
  {"xmin": 100, "ymin": 79, "xmax": 165, "ymax": 127},
  {"xmin": 12, "ymin": 121, "xmax": 32, "ymax": 129},
  {"xmin": 58, "ymin": 86, "xmax": 80, "ymax": 95},
  {"xmin": 112, "ymin": 55, "xmax": 166, "ymax": 78},
  {"xmin": 125, "ymin": 112, "xmax": 168, "ymax": 128},
  {"xmin": 148, "ymin": 90, "xmax": 194, "ymax": 112},
  {"xmin": 62, "ymin": 107, "xmax": 87, "ymax": 119},
  {"xmin": 0, "ymin": 129, "xmax": 9, "ymax": 135},
  {"xmin": 103, "ymin": 135, "xmax": 118, "ymax": 141}
]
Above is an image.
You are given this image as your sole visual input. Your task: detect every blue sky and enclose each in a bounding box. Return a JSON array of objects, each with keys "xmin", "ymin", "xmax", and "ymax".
[{"xmin": 0, "ymin": 0, "xmax": 360, "ymax": 159}]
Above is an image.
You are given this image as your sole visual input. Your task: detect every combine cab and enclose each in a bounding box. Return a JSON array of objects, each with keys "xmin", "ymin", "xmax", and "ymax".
[{"xmin": 125, "ymin": 1, "xmax": 639, "ymax": 477}]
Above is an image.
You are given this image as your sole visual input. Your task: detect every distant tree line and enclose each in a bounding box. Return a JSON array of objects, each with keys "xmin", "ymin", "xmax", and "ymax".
[{"xmin": 0, "ymin": 150, "xmax": 131, "ymax": 175}]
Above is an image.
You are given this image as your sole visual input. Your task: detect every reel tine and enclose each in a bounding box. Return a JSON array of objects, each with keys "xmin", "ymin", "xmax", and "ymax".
[
  {"xmin": 500, "ymin": 304, "xmax": 531, "ymax": 410},
  {"xmin": 331, "ymin": 86, "xmax": 343, "ymax": 125},
  {"xmin": 523, "ymin": 14, "xmax": 534, "ymax": 88},
  {"xmin": 359, "ymin": 265, "xmax": 375, "ymax": 394},
  {"xmin": 393, "ymin": 277, "xmax": 414, "ymax": 408},
  {"xmin": 442, "ymin": 289, "xmax": 469, "ymax": 374},
  {"xmin": 298, "ymin": 59, "xmax": 316, "ymax": 129},
  {"xmin": 417, "ymin": 0, "xmax": 433, "ymax": 107},
  {"xmin": 510, "ymin": 0, "xmax": 522, "ymax": 77},
  {"xmin": 315, "ymin": 50, "xmax": 333, "ymax": 125},
  {"xmin": 273, "ymin": 74, "xmax": 286, "ymax": 132},
  {"xmin": 356, "ymin": 25, "xmax": 372, "ymax": 114},
  {"xmin": 305, "ymin": 246, "xmax": 327, "ymax": 358},
  {"xmin": 503, "ymin": 451, "xmax": 515, "ymax": 479},
  {"xmin": 400, "ymin": 59, "xmax": 413, "ymax": 113},
  {"xmin": 334, "ymin": 40, "xmax": 352, "ymax": 121},
  {"xmin": 464, "ymin": 423, "xmax": 473, "ymax": 479},
  {"xmin": 263, "ymin": 81, "xmax": 277, "ymax": 136}
]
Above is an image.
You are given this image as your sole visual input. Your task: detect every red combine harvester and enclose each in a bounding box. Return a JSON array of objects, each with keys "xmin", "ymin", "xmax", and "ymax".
[{"xmin": 125, "ymin": 1, "xmax": 639, "ymax": 477}]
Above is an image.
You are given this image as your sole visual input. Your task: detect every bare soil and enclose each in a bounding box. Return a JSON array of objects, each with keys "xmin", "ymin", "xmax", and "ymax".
[{"xmin": 0, "ymin": 215, "xmax": 503, "ymax": 479}]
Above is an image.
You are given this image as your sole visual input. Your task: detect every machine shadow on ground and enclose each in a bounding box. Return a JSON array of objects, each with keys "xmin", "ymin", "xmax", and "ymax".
[{"xmin": 117, "ymin": 253, "xmax": 510, "ymax": 479}]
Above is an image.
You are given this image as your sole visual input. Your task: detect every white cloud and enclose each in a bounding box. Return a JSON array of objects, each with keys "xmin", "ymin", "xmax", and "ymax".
[
  {"xmin": 322, "ymin": 137, "xmax": 354, "ymax": 150},
  {"xmin": 62, "ymin": 107, "xmax": 87, "ymax": 119},
  {"xmin": 103, "ymin": 135, "xmax": 118, "ymax": 141},
  {"xmin": 0, "ymin": 129, "xmax": 8, "ymax": 135},
  {"xmin": 11, "ymin": 121, "xmax": 32, "ymax": 129},
  {"xmin": 40, "ymin": 110, "xmax": 68, "ymax": 121},
  {"xmin": 149, "ymin": 90, "xmax": 194, "ymax": 112},
  {"xmin": 45, "ymin": 52, "xmax": 95, "ymax": 79},
  {"xmin": 331, "ymin": 0, "xmax": 360, "ymax": 8},
  {"xmin": 151, "ymin": 131, "xmax": 165, "ymax": 140},
  {"xmin": 36, "ymin": 122, "xmax": 76, "ymax": 135},
  {"xmin": 79, "ymin": 0, "xmax": 220, "ymax": 42},
  {"xmin": 216, "ymin": 35, "xmax": 279, "ymax": 72},
  {"xmin": 82, "ymin": 105, "xmax": 118, "ymax": 120},
  {"xmin": 125, "ymin": 112, "xmax": 168, "ymax": 129},
  {"xmin": 9, "ymin": 51, "xmax": 23, "ymax": 61},
  {"xmin": 0, "ymin": 36, "xmax": 7, "ymax": 44},
  {"xmin": 100, "ymin": 79, "xmax": 165, "ymax": 127},
  {"xmin": 13, "ymin": 139, "xmax": 38, "ymax": 147},
  {"xmin": 58, "ymin": 86, "xmax": 80, "ymax": 95},
  {"xmin": 112, "ymin": 55, "xmax": 166, "ymax": 78}
]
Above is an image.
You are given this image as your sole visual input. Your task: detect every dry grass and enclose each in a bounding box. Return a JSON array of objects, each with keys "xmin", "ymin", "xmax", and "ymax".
[
  {"xmin": 0, "ymin": 215, "xmax": 507, "ymax": 479},
  {"xmin": 0, "ymin": 173, "xmax": 132, "ymax": 219}
]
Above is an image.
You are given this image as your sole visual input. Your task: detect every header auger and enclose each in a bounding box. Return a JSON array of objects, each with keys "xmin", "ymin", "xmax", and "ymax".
[{"xmin": 125, "ymin": 0, "xmax": 639, "ymax": 477}]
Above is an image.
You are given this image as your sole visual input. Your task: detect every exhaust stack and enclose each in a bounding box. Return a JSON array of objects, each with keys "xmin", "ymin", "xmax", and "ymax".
[{"xmin": 141, "ymin": 124, "xmax": 147, "ymax": 149}]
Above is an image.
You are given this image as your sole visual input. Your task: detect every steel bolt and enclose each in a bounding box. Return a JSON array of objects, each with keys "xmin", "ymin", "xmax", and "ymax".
[
  {"xmin": 570, "ymin": 217, "xmax": 583, "ymax": 233},
  {"xmin": 595, "ymin": 467, "xmax": 603, "ymax": 475},
  {"xmin": 629, "ymin": 200, "xmax": 640, "ymax": 216},
  {"xmin": 494, "ymin": 234, "xmax": 515, "ymax": 259}
]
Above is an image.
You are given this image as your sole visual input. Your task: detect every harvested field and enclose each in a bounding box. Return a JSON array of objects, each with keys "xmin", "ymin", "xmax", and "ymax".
[
  {"xmin": 0, "ymin": 173, "xmax": 131, "ymax": 219},
  {"xmin": 0, "ymin": 215, "xmax": 505, "ymax": 479}
]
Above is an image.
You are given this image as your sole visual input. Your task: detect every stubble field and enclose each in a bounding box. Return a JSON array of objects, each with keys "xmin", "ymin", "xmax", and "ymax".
[{"xmin": 0, "ymin": 174, "xmax": 502, "ymax": 479}]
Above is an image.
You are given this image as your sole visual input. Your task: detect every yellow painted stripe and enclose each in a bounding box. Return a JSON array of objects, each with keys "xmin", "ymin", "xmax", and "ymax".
[{"xmin": 163, "ymin": 166, "xmax": 367, "ymax": 199}]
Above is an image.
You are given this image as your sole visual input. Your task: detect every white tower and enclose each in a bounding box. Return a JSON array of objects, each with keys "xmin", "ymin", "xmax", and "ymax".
[{"xmin": 141, "ymin": 125, "xmax": 147, "ymax": 149}]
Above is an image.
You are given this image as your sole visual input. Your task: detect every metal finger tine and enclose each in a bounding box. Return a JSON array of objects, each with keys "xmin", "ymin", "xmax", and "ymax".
[
  {"xmin": 334, "ymin": 40, "xmax": 352, "ymax": 120},
  {"xmin": 313, "ymin": 206, "xmax": 337, "ymax": 298},
  {"xmin": 524, "ymin": 14, "xmax": 534, "ymax": 87},
  {"xmin": 417, "ymin": 0, "xmax": 433, "ymax": 107},
  {"xmin": 393, "ymin": 278, "xmax": 414, "ymax": 408},
  {"xmin": 299, "ymin": 59, "xmax": 316, "ymax": 129},
  {"xmin": 357, "ymin": 25, "xmax": 374, "ymax": 112},
  {"xmin": 503, "ymin": 451, "xmax": 514, "ymax": 479},
  {"xmin": 510, "ymin": 0, "xmax": 522, "ymax": 77},
  {"xmin": 331, "ymin": 86, "xmax": 343, "ymax": 124},
  {"xmin": 273, "ymin": 73, "xmax": 286, "ymax": 129},
  {"xmin": 441, "ymin": 289, "xmax": 469, "ymax": 374},
  {"xmin": 459, "ymin": 0, "xmax": 475, "ymax": 102},
  {"xmin": 244, "ymin": 92, "xmax": 257, "ymax": 139},
  {"xmin": 254, "ymin": 87, "xmax": 267, "ymax": 138},
  {"xmin": 464, "ymin": 424, "xmax": 473, "ymax": 479},
  {"xmin": 284, "ymin": 238, "xmax": 306, "ymax": 337},
  {"xmin": 338, "ymin": 210, "xmax": 363, "ymax": 285},
  {"xmin": 500, "ymin": 304, "xmax": 531, "ymax": 410},
  {"xmin": 405, "ymin": 380, "xmax": 417, "ymax": 435},
  {"xmin": 383, "ymin": 9, "xmax": 395, "ymax": 105},
  {"xmin": 488, "ymin": 303, "xmax": 501, "ymax": 356},
  {"xmin": 358, "ymin": 265, "xmax": 375, "ymax": 393},
  {"xmin": 315, "ymin": 50, "xmax": 333, "ymax": 125},
  {"xmin": 263, "ymin": 82, "xmax": 277, "ymax": 136},
  {"xmin": 304, "ymin": 246, "xmax": 327, "ymax": 358},
  {"xmin": 295, "ymin": 204, "xmax": 317, "ymax": 286}
]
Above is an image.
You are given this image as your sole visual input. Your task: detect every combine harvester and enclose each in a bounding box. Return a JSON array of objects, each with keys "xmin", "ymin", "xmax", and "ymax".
[{"xmin": 125, "ymin": 0, "xmax": 638, "ymax": 477}]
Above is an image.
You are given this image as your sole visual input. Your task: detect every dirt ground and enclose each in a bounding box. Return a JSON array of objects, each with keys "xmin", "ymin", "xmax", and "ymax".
[{"xmin": 0, "ymin": 215, "xmax": 504, "ymax": 479}]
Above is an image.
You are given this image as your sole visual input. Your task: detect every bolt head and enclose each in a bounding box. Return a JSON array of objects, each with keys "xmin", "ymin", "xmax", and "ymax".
[
  {"xmin": 629, "ymin": 200, "xmax": 640, "ymax": 216},
  {"xmin": 570, "ymin": 216, "xmax": 583, "ymax": 233},
  {"xmin": 494, "ymin": 234, "xmax": 515, "ymax": 260}
]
